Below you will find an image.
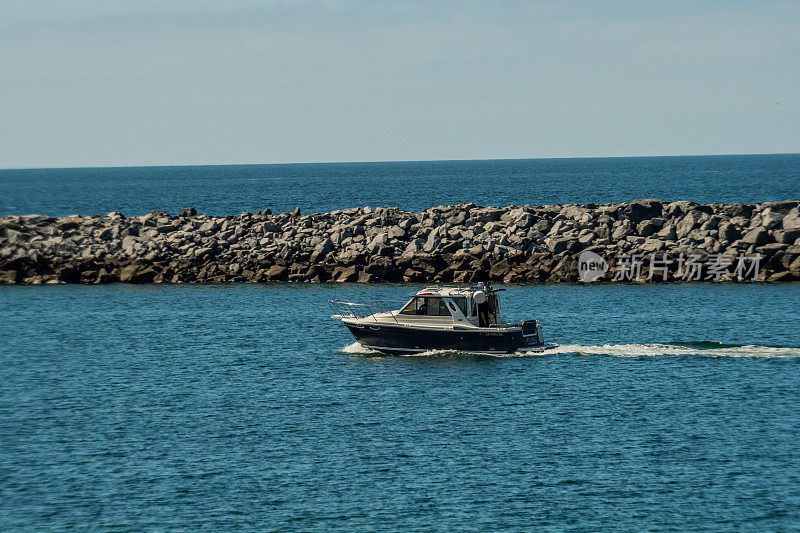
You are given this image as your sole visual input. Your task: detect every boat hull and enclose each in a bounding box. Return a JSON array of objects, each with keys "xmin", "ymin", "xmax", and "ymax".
[{"xmin": 345, "ymin": 322, "xmax": 541, "ymax": 354}]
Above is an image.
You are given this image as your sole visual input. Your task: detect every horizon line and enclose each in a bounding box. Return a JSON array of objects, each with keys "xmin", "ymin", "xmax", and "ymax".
[{"xmin": 1, "ymin": 151, "xmax": 798, "ymax": 171}]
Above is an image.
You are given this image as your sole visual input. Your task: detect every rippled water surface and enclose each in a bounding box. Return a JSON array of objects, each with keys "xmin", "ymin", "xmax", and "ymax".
[
  {"xmin": 2, "ymin": 154, "xmax": 798, "ymax": 217},
  {"xmin": 2, "ymin": 283, "xmax": 799, "ymax": 530}
]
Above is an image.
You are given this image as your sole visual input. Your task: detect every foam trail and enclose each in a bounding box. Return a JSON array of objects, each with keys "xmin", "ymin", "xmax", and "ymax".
[
  {"xmin": 401, "ymin": 349, "xmax": 458, "ymax": 357},
  {"xmin": 340, "ymin": 341, "xmax": 800, "ymax": 359},
  {"xmin": 546, "ymin": 343, "xmax": 800, "ymax": 359}
]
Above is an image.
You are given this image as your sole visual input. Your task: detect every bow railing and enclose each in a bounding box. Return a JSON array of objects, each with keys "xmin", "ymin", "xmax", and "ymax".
[{"xmin": 328, "ymin": 299, "xmax": 407, "ymax": 324}]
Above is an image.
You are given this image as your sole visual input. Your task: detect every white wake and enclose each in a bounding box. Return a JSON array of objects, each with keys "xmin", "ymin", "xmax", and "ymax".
[
  {"xmin": 546, "ymin": 343, "xmax": 800, "ymax": 358},
  {"xmin": 340, "ymin": 341, "xmax": 800, "ymax": 358}
]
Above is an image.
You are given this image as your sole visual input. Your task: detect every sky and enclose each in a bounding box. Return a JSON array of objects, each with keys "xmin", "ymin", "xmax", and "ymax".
[{"xmin": 0, "ymin": 0, "xmax": 798, "ymax": 168}]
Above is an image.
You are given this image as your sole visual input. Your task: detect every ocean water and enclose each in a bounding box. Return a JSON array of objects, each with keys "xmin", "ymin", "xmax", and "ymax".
[
  {"xmin": 2, "ymin": 283, "xmax": 799, "ymax": 530},
  {"xmin": 1, "ymin": 154, "xmax": 799, "ymax": 217},
  {"xmin": 2, "ymin": 155, "xmax": 800, "ymax": 530}
]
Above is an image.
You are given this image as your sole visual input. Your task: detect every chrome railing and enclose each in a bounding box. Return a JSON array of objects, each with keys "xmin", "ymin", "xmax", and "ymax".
[{"xmin": 327, "ymin": 299, "xmax": 406, "ymax": 324}]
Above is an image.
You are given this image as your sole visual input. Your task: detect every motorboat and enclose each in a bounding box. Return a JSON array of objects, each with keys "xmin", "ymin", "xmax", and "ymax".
[{"xmin": 329, "ymin": 283, "xmax": 547, "ymax": 354}]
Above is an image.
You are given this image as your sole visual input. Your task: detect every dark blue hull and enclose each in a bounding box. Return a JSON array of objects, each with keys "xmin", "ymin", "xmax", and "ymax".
[{"xmin": 345, "ymin": 321, "xmax": 542, "ymax": 354}]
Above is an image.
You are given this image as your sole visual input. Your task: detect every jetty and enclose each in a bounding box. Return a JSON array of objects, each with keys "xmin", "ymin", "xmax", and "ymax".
[{"xmin": 1, "ymin": 200, "xmax": 799, "ymax": 284}]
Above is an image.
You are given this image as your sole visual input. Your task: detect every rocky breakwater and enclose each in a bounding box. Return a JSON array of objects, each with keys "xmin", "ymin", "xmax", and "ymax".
[{"xmin": 1, "ymin": 200, "xmax": 800, "ymax": 285}]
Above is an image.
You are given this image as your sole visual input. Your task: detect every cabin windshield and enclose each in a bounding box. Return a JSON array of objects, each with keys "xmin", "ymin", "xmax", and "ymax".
[{"xmin": 400, "ymin": 297, "xmax": 452, "ymax": 317}]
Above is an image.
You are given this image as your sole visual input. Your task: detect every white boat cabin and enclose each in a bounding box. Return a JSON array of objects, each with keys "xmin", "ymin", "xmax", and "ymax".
[{"xmin": 396, "ymin": 284, "xmax": 503, "ymax": 327}]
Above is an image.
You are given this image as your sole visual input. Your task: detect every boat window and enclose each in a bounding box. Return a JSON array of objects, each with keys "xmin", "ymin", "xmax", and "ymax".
[
  {"xmin": 400, "ymin": 298, "xmax": 423, "ymax": 315},
  {"xmin": 426, "ymin": 297, "xmax": 451, "ymax": 316},
  {"xmin": 401, "ymin": 297, "xmax": 453, "ymax": 316},
  {"xmin": 452, "ymin": 297, "xmax": 468, "ymax": 316}
]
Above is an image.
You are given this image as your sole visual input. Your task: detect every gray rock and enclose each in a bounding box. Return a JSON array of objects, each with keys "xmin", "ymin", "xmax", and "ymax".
[
  {"xmin": 700, "ymin": 217, "xmax": 720, "ymax": 231},
  {"xmin": 545, "ymin": 236, "xmax": 573, "ymax": 254},
  {"xmin": 364, "ymin": 257, "xmax": 393, "ymax": 279},
  {"xmin": 636, "ymin": 219, "xmax": 662, "ymax": 237},
  {"xmin": 717, "ymin": 222, "xmax": 741, "ymax": 243},
  {"xmin": 611, "ymin": 221, "xmax": 632, "ymax": 241},
  {"xmin": 773, "ymin": 229, "xmax": 800, "ymax": 245},
  {"xmin": 561, "ymin": 205, "xmax": 586, "ymax": 220},
  {"xmin": 760, "ymin": 208, "xmax": 783, "ymax": 229},
  {"xmin": 720, "ymin": 203, "xmax": 754, "ymax": 219},
  {"xmin": 676, "ymin": 212, "xmax": 699, "ymax": 239},
  {"xmin": 119, "ymin": 264, "xmax": 156, "ymax": 283},
  {"xmin": 783, "ymin": 208, "xmax": 800, "ymax": 231},
  {"xmin": 666, "ymin": 201, "xmax": 700, "ymax": 217},
  {"xmin": 4, "ymin": 199, "xmax": 800, "ymax": 285},
  {"xmin": 761, "ymin": 201, "xmax": 798, "ymax": 213},
  {"xmin": 741, "ymin": 227, "xmax": 770, "ymax": 246},
  {"xmin": 388, "ymin": 226, "xmax": 406, "ymax": 239},
  {"xmin": 620, "ymin": 199, "xmax": 662, "ymax": 223},
  {"xmin": 472, "ymin": 208, "xmax": 503, "ymax": 223},
  {"xmin": 641, "ymin": 238, "xmax": 665, "ymax": 252},
  {"xmin": 0, "ymin": 270, "xmax": 19, "ymax": 284},
  {"xmin": 594, "ymin": 224, "xmax": 611, "ymax": 240},
  {"xmin": 755, "ymin": 243, "xmax": 786, "ymax": 255},
  {"xmin": 265, "ymin": 265, "xmax": 287, "ymax": 280},
  {"xmin": 121, "ymin": 236, "xmax": 138, "ymax": 254}
]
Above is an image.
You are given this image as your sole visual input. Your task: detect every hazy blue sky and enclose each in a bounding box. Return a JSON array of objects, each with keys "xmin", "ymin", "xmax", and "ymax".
[{"xmin": 1, "ymin": 0, "xmax": 798, "ymax": 167}]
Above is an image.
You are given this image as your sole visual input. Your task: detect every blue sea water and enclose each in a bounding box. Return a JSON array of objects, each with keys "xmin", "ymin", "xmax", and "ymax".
[
  {"xmin": 1, "ymin": 154, "xmax": 799, "ymax": 217},
  {"xmin": 2, "ymin": 155, "xmax": 800, "ymax": 530},
  {"xmin": 1, "ymin": 283, "xmax": 800, "ymax": 530}
]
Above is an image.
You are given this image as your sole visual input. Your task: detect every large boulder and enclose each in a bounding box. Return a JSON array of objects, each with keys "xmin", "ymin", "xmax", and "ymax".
[
  {"xmin": 783, "ymin": 208, "xmax": 800, "ymax": 231},
  {"xmin": 676, "ymin": 212, "xmax": 699, "ymax": 239},
  {"xmin": 56, "ymin": 219, "xmax": 82, "ymax": 231},
  {"xmin": 0, "ymin": 270, "xmax": 18, "ymax": 284},
  {"xmin": 774, "ymin": 229, "xmax": 800, "ymax": 245},
  {"xmin": 741, "ymin": 227, "xmax": 770, "ymax": 246},
  {"xmin": 265, "ymin": 265, "xmax": 287, "ymax": 281},
  {"xmin": 561, "ymin": 205, "xmax": 587, "ymax": 221},
  {"xmin": 717, "ymin": 222, "xmax": 741, "ymax": 243},
  {"xmin": 760, "ymin": 208, "xmax": 784, "ymax": 229},
  {"xmin": 364, "ymin": 257, "xmax": 394, "ymax": 279},
  {"xmin": 332, "ymin": 265, "xmax": 358, "ymax": 282},
  {"xmin": 611, "ymin": 221, "xmax": 632, "ymax": 241},
  {"xmin": 620, "ymin": 199, "xmax": 662, "ymax": 224},
  {"xmin": 119, "ymin": 264, "xmax": 157, "ymax": 283},
  {"xmin": 719, "ymin": 203, "xmax": 754, "ymax": 219},
  {"xmin": 666, "ymin": 201, "xmax": 700, "ymax": 217},
  {"xmin": 636, "ymin": 218, "xmax": 663, "ymax": 237},
  {"xmin": 761, "ymin": 201, "xmax": 799, "ymax": 213},
  {"xmin": 544, "ymin": 236, "xmax": 574, "ymax": 254}
]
